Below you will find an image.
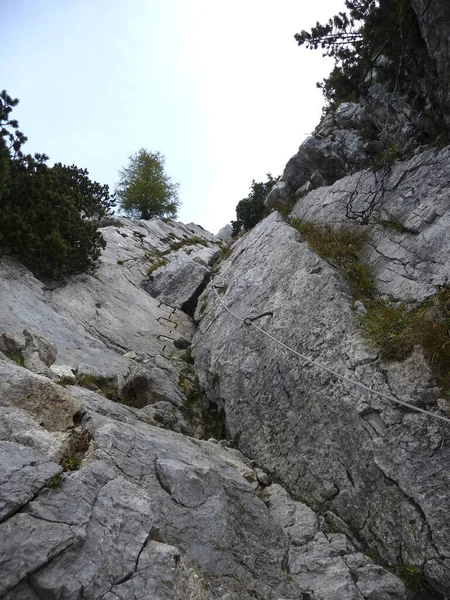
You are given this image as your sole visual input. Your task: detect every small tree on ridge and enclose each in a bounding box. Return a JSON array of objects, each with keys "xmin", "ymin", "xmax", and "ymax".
[{"xmin": 115, "ymin": 149, "xmax": 180, "ymax": 220}]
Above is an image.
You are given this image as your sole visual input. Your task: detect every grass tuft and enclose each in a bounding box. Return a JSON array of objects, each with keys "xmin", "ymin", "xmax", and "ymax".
[
  {"xmin": 181, "ymin": 345, "xmax": 195, "ymax": 365},
  {"xmin": 147, "ymin": 258, "xmax": 167, "ymax": 275},
  {"xmin": 289, "ymin": 218, "xmax": 376, "ymax": 301},
  {"xmin": 170, "ymin": 236, "xmax": 209, "ymax": 251},
  {"xmin": 6, "ymin": 351, "xmax": 25, "ymax": 367},
  {"xmin": 199, "ymin": 293, "xmax": 209, "ymax": 314},
  {"xmin": 360, "ymin": 288, "xmax": 450, "ymax": 391}
]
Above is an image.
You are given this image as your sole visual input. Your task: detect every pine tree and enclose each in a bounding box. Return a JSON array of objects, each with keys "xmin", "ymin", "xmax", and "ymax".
[
  {"xmin": 115, "ymin": 149, "xmax": 180, "ymax": 220},
  {"xmin": 0, "ymin": 91, "xmax": 115, "ymax": 280}
]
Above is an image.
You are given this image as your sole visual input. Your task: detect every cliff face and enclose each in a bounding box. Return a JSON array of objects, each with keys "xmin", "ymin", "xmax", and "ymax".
[
  {"xmin": 0, "ymin": 218, "xmax": 406, "ymax": 600},
  {"xmin": 1, "ymin": 3, "xmax": 450, "ymax": 599},
  {"xmin": 193, "ymin": 2, "xmax": 450, "ymax": 598}
]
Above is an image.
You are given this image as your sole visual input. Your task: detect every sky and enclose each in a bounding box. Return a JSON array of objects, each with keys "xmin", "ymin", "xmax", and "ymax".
[{"xmin": 2, "ymin": 0, "xmax": 344, "ymax": 234}]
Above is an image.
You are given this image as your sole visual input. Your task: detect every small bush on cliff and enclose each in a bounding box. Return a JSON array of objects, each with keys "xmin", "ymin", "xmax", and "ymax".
[
  {"xmin": 231, "ymin": 174, "xmax": 277, "ymax": 235},
  {"xmin": 0, "ymin": 91, "xmax": 115, "ymax": 280}
]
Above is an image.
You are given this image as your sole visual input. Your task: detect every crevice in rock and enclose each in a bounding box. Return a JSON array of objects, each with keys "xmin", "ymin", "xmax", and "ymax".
[{"xmin": 181, "ymin": 272, "xmax": 210, "ymax": 318}]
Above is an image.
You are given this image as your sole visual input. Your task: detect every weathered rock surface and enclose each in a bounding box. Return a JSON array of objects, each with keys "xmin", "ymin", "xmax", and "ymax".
[
  {"xmin": 3, "ymin": 10, "xmax": 450, "ymax": 594},
  {"xmin": 265, "ymin": 121, "xmax": 369, "ymax": 210},
  {"xmin": 194, "ymin": 212, "xmax": 450, "ymax": 597},
  {"xmin": 217, "ymin": 224, "xmax": 234, "ymax": 243},
  {"xmin": 143, "ymin": 253, "xmax": 210, "ymax": 312},
  {"xmin": 0, "ymin": 354, "xmax": 406, "ymax": 599},
  {"xmin": 290, "ymin": 145, "xmax": 450, "ymax": 302},
  {"xmin": 0, "ymin": 217, "xmax": 220, "ymax": 381}
]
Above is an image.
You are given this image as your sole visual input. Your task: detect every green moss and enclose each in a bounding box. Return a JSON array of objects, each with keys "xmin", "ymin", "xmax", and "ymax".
[
  {"xmin": 181, "ymin": 345, "xmax": 194, "ymax": 365},
  {"xmin": 6, "ymin": 351, "xmax": 24, "ymax": 367},
  {"xmin": 147, "ymin": 258, "xmax": 167, "ymax": 275},
  {"xmin": 47, "ymin": 474, "xmax": 63, "ymax": 488},
  {"xmin": 117, "ymin": 260, "xmax": 124, "ymax": 265},
  {"xmin": 170, "ymin": 236, "xmax": 209, "ymax": 251},
  {"xmin": 289, "ymin": 218, "xmax": 376, "ymax": 301}
]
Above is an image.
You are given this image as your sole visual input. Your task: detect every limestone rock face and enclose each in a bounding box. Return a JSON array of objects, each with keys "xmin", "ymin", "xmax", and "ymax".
[
  {"xmin": 0, "ymin": 217, "xmax": 220, "ymax": 380},
  {"xmin": 265, "ymin": 123, "xmax": 369, "ymax": 209},
  {"xmin": 0, "ymin": 355, "xmax": 406, "ymax": 600},
  {"xmin": 3, "ymin": 11, "xmax": 450, "ymax": 595},
  {"xmin": 0, "ymin": 213, "xmax": 407, "ymax": 599},
  {"xmin": 217, "ymin": 224, "xmax": 234, "ymax": 243},
  {"xmin": 194, "ymin": 212, "xmax": 450, "ymax": 597},
  {"xmin": 290, "ymin": 146, "xmax": 450, "ymax": 302}
]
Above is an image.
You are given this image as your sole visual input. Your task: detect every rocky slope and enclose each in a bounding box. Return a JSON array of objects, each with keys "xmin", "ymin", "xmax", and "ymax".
[
  {"xmin": 2, "ymin": 3, "xmax": 450, "ymax": 598},
  {"xmin": 0, "ymin": 217, "xmax": 407, "ymax": 599},
  {"xmin": 194, "ymin": 209, "xmax": 450, "ymax": 598},
  {"xmin": 193, "ymin": 4, "xmax": 450, "ymax": 598}
]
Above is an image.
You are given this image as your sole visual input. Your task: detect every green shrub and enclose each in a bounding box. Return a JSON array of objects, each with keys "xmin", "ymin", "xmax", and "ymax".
[
  {"xmin": 231, "ymin": 174, "xmax": 278, "ymax": 235},
  {"xmin": 0, "ymin": 92, "xmax": 115, "ymax": 280}
]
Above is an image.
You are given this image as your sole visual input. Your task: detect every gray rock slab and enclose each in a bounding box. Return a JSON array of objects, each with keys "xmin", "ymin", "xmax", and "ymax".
[
  {"xmin": 29, "ymin": 478, "xmax": 154, "ymax": 600},
  {"xmin": 194, "ymin": 211, "xmax": 450, "ymax": 594},
  {"xmin": 290, "ymin": 145, "xmax": 450, "ymax": 302},
  {"xmin": 123, "ymin": 364, "xmax": 185, "ymax": 408},
  {"xmin": 143, "ymin": 254, "xmax": 209, "ymax": 310},
  {"xmin": 102, "ymin": 541, "xmax": 206, "ymax": 600},
  {"xmin": 0, "ymin": 513, "xmax": 74, "ymax": 596},
  {"xmin": 0, "ymin": 406, "xmax": 68, "ymax": 460},
  {"xmin": 0, "ymin": 215, "xmax": 214, "ymax": 378},
  {"xmin": 0, "ymin": 441, "xmax": 61, "ymax": 521},
  {"xmin": 26, "ymin": 461, "xmax": 116, "ymax": 526},
  {"xmin": 263, "ymin": 485, "xmax": 405, "ymax": 600},
  {"xmin": 0, "ymin": 358, "xmax": 81, "ymax": 433}
]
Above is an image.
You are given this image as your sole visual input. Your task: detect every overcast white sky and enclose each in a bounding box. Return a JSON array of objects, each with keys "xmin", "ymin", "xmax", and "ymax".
[{"xmin": 3, "ymin": 0, "xmax": 344, "ymax": 233}]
